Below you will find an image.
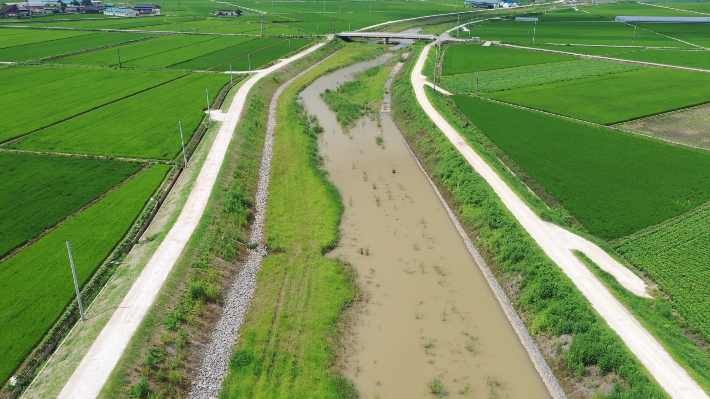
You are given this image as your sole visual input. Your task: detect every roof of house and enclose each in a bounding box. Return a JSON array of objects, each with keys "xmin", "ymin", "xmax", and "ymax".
[
  {"xmin": 134, "ymin": 4, "xmax": 153, "ymax": 7},
  {"xmin": 0, "ymin": 4, "xmax": 19, "ymax": 13},
  {"xmin": 105, "ymin": 7, "xmax": 132, "ymax": 11},
  {"xmin": 217, "ymin": 9, "xmax": 235, "ymax": 12}
]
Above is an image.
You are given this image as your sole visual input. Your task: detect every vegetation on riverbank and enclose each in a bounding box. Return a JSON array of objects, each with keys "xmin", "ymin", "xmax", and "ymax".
[
  {"xmin": 391, "ymin": 44, "xmax": 667, "ymax": 398},
  {"xmin": 220, "ymin": 42, "xmax": 386, "ymax": 399}
]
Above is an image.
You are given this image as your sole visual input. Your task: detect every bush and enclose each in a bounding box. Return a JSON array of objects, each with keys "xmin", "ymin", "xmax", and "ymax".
[
  {"xmin": 229, "ymin": 350, "xmax": 254, "ymax": 370},
  {"xmin": 128, "ymin": 377, "xmax": 150, "ymax": 399}
]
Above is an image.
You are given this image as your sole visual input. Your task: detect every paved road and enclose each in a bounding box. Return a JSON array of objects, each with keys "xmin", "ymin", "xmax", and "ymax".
[
  {"xmin": 57, "ymin": 36, "xmax": 332, "ymax": 399},
  {"xmin": 412, "ymin": 42, "xmax": 708, "ymax": 399}
]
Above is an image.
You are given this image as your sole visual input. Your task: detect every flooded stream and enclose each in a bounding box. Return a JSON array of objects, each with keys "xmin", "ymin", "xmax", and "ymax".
[{"xmin": 300, "ymin": 53, "xmax": 551, "ymax": 399}]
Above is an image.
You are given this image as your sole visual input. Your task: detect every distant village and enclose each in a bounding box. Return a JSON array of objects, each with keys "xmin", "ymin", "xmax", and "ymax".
[{"xmin": 0, "ymin": 1, "xmax": 165, "ymax": 17}]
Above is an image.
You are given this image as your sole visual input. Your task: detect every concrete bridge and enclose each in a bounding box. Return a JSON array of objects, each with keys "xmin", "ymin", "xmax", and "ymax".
[{"xmin": 336, "ymin": 31, "xmax": 437, "ymax": 43}]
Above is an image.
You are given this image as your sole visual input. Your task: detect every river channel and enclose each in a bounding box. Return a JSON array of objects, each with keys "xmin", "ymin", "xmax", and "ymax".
[{"xmin": 300, "ymin": 51, "xmax": 551, "ymax": 399}]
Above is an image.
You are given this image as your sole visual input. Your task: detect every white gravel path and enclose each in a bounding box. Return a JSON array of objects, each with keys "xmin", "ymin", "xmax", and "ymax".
[
  {"xmin": 57, "ymin": 36, "xmax": 332, "ymax": 399},
  {"xmin": 412, "ymin": 42, "xmax": 708, "ymax": 399}
]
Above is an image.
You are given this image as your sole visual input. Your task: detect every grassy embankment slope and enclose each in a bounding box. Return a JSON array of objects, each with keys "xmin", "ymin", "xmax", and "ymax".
[
  {"xmin": 220, "ymin": 43, "xmax": 387, "ymax": 399},
  {"xmin": 391, "ymin": 45, "xmax": 667, "ymax": 398}
]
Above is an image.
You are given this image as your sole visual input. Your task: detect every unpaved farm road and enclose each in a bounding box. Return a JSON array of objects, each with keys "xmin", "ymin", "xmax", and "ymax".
[
  {"xmin": 413, "ymin": 42, "xmax": 708, "ymax": 399},
  {"xmin": 57, "ymin": 37, "xmax": 331, "ymax": 399}
]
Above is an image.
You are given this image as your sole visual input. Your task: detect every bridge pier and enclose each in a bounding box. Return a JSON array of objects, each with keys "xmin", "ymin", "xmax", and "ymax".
[{"xmin": 384, "ymin": 37, "xmax": 389, "ymax": 44}]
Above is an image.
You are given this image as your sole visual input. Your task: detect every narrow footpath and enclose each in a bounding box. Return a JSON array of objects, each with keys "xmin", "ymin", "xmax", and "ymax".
[
  {"xmin": 56, "ymin": 36, "xmax": 332, "ymax": 399},
  {"xmin": 412, "ymin": 41, "xmax": 708, "ymax": 399}
]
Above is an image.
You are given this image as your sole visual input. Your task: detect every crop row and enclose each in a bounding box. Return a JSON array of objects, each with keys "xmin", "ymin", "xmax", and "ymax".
[
  {"xmin": 53, "ymin": 34, "xmax": 216, "ymax": 67},
  {"xmin": 6, "ymin": 72, "xmax": 231, "ymax": 159},
  {"xmin": 212, "ymin": 39, "xmax": 313, "ymax": 71},
  {"xmin": 441, "ymin": 58, "xmax": 642, "ymax": 93},
  {"xmin": 0, "ymin": 29, "xmax": 92, "ymax": 49},
  {"xmin": 122, "ymin": 36, "xmax": 254, "ymax": 69},
  {"xmin": 0, "ymin": 164, "xmax": 170, "ymax": 385},
  {"xmin": 169, "ymin": 37, "xmax": 281, "ymax": 70},
  {"xmin": 0, "ymin": 31, "xmax": 155, "ymax": 62},
  {"xmin": 452, "ymin": 95, "xmax": 710, "ymax": 239},
  {"xmin": 617, "ymin": 206, "xmax": 710, "ymax": 342},
  {"xmin": 0, "ymin": 66, "xmax": 185, "ymax": 143},
  {"xmin": 442, "ymin": 43, "xmax": 573, "ymax": 75},
  {"xmin": 0, "ymin": 152, "xmax": 142, "ymax": 258},
  {"xmin": 487, "ymin": 67, "xmax": 710, "ymax": 124}
]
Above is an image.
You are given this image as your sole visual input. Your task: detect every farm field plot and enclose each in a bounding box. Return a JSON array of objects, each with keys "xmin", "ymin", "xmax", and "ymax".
[
  {"xmin": 451, "ymin": 95, "xmax": 710, "ymax": 238},
  {"xmin": 654, "ymin": 2, "xmax": 710, "ymax": 14},
  {"xmin": 616, "ymin": 205, "xmax": 710, "ymax": 343},
  {"xmin": 7, "ymin": 73, "xmax": 230, "ymax": 159},
  {"xmin": 0, "ymin": 66, "xmax": 185, "ymax": 143},
  {"xmin": 623, "ymin": 104, "xmax": 710, "ymax": 149},
  {"xmin": 0, "ymin": 31, "xmax": 155, "ymax": 62},
  {"xmin": 52, "ymin": 34, "xmax": 216, "ymax": 67},
  {"xmin": 0, "ymin": 153, "xmax": 142, "ymax": 259},
  {"xmin": 211, "ymin": 38, "xmax": 313, "ymax": 71},
  {"xmin": 0, "ymin": 164, "xmax": 169, "ymax": 386},
  {"xmin": 168, "ymin": 37, "xmax": 279, "ymax": 70},
  {"xmin": 584, "ymin": 1, "xmax": 699, "ymax": 18},
  {"xmin": 469, "ymin": 20, "xmax": 689, "ymax": 47},
  {"xmin": 236, "ymin": 0, "xmax": 457, "ymax": 14},
  {"xmin": 205, "ymin": 23, "xmax": 306, "ymax": 35},
  {"xmin": 442, "ymin": 43, "xmax": 575, "ymax": 74},
  {"xmin": 17, "ymin": 16, "xmax": 197, "ymax": 30},
  {"xmin": 120, "ymin": 35, "xmax": 253, "ymax": 69},
  {"xmin": 0, "ymin": 29, "xmax": 93, "ymax": 49},
  {"xmin": 609, "ymin": 49, "xmax": 710, "ymax": 70},
  {"xmin": 525, "ymin": 44, "xmax": 645, "ymax": 56},
  {"xmin": 638, "ymin": 23, "xmax": 710, "ymax": 47},
  {"xmin": 441, "ymin": 58, "xmax": 643, "ymax": 93},
  {"xmin": 487, "ymin": 67, "xmax": 710, "ymax": 124}
]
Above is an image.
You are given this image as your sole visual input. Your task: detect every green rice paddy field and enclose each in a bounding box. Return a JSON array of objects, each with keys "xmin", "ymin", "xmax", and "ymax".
[
  {"xmin": 6, "ymin": 72, "xmax": 230, "ymax": 159},
  {"xmin": 0, "ymin": 32, "xmax": 156, "ymax": 62},
  {"xmin": 452, "ymin": 95, "xmax": 710, "ymax": 239},
  {"xmin": 442, "ymin": 43, "xmax": 574, "ymax": 74},
  {"xmin": 0, "ymin": 164, "xmax": 170, "ymax": 385},
  {"xmin": 469, "ymin": 20, "xmax": 691, "ymax": 47},
  {"xmin": 487, "ymin": 67, "xmax": 710, "ymax": 124},
  {"xmin": 0, "ymin": 67, "xmax": 185, "ymax": 143},
  {"xmin": 0, "ymin": 153, "xmax": 142, "ymax": 259}
]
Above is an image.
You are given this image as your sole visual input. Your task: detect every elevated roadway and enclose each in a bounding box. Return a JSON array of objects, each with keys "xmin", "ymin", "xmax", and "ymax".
[{"xmin": 337, "ymin": 31, "xmax": 436, "ymax": 43}]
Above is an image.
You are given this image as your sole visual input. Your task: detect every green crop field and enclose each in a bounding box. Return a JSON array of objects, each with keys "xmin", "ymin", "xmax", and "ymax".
[
  {"xmin": 469, "ymin": 20, "xmax": 689, "ymax": 47},
  {"xmin": 0, "ymin": 67, "xmax": 185, "ymax": 143},
  {"xmin": 452, "ymin": 95, "xmax": 710, "ymax": 238},
  {"xmin": 638, "ymin": 22, "xmax": 710, "ymax": 47},
  {"xmin": 442, "ymin": 43, "xmax": 574, "ymax": 75},
  {"xmin": 441, "ymin": 58, "xmax": 643, "ymax": 93},
  {"xmin": 52, "ymin": 34, "xmax": 216, "ymax": 67},
  {"xmin": 120, "ymin": 36, "xmax": 253, "ymax": 69},
  {"xmin": 583, "ymin": 1, "xmax": 698, "ymax": 18},
  {"xmin": 617, "ymin": 206, "xmax": 710, "ymax": 343},
  {"xmin": 211, "ymin": 39, "xmax": 313, "ymax": 71},
  {"xmin": 0, "ymin": 153, "xmax": 142, "ymax": 258},
  {"xmin": 487, "ymin": 67, "xmax": 710, "ymax": 124},
  {"xmin": 168, "ymin": 37, "xmax": 280, "ymax": 70},
  {"xmin": 0, "ymin": 31, "xmax": 155, "ymax": 62},
  {"xmin": 610, "ymin": 49, "xmax": 710, "ymax": 70},
  {"xmin": 0, "ymin": 29, "xmax": 93, "ymax": 49},
  {"xmin": 0, "ymin": 164, "xmax": 169, "ymax": 386},
  {"xmin": 7, "ymin": 73, "xmax": 230, "ymax": 159},
  {"xmin": 526, "ymin": 44, "xmax": 644, "ymax": 56}
]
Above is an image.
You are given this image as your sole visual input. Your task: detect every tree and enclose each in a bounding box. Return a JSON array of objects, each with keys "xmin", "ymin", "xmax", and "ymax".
[
  {"xmin": 70, "ymin": 0, "xmax": 79, "ymax": 6},
  {"xmin": 236, "ymin": 9, "xmax": 242, "ymax": 17},
  {"xmin": 81, "ymin": 0, "xmax": 91, "ymax": 6}
]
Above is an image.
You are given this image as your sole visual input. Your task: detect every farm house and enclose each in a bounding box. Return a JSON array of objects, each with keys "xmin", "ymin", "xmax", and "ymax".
[{"xmin": 103, "ymin": 7, "xmax": 137, "ymax": 16}]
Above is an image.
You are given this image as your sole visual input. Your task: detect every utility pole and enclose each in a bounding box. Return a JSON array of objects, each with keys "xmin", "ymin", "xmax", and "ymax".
[
  {"xmin": 66, "ymin": 241, "xmax": 85, "ymax": 322},
  {"xmin": 179, "ymin": 121, "xmax": 187, "ymax": 168},
  {"xmin": 248, "ymin": 53, "xmax": 251, "ymax": 72},
  {"xmin": 349, "ymin": 21, "xmax": 351, "ymax": 30},
  {"xmin": 230, "ymin": 64, "xmax": 233, "ymax": 87},
  {"xmin": 370, "ymin": 0, "xmax": 371, "ymax": 12},
  {"xmin": 533, "ymin": 20, "xmax": 536, "ymax": 43},
  {"xmin": 323, "ymin": 0, "xmax": 325, "ymax": 12},
  {"xmin": 206, "ymin": 89, "xmax": 211, "ymax": 126},
  {"xmin": 475, "ymin": 71, "xmax": 479, "ymax": 96},
  {"xmin": 632, "ymin": 25, "xmax": 637, "ymax": 45},
  {"xmin": 331, "ymin": 15, "xmax": 333, "ymax": 33},
  {"xmin": 289, "ymin": 38, "xmax": 291, "ymax": 55},
  {"xmin": 433, "ymin": 44, "xmax": 439, "ymax": 92},
  {"xmin": 117, "ymin": 48, "xmax": 122, "ymax": 69},
  {"xmin": 260, "ymin": 13, "xmax": 264, "ymax": 36}
]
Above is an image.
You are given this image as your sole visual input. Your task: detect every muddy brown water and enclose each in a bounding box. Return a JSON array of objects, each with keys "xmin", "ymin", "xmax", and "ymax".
[{"xmin": 301, "ymin": 54, "xmax": 550, "ymax": 399}]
